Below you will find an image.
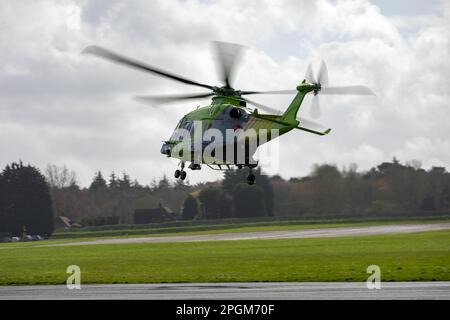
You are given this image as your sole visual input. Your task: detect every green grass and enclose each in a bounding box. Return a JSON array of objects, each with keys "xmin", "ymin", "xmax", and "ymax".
[
  {"xmin": 1, "ymin": 230, "xmax": 449, "ymax": 285},
  {"xmin": 1, "ymin": 218, "xmax": 450, "ymax": 249}
]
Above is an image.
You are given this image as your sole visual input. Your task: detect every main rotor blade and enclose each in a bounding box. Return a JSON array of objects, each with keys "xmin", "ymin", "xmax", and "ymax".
[
  {"xmin": 134, "ymin": 92, "xmax": 214, "ymax": 105},
  {"xmin": 83, "ymin": 46, "xmax": 214, "ymax": 91},
  {"xmin": 317, "ymin": 60, "xmax": 329, "ymax": 87},
  {"xmin": 305, "ymin": 62, "xmax": 315, "ymax": 84},
  {"xmin": 320, "ymin": 86, "xmax": 375, "ymax": 95},
  {"xmin": 213, "ymin": 41, "xmax": 245, "ymax": 88},
  {"xmin": 241, "ymin": 89, "xmax": 297, "ymax": 95},
  {"xmin": 310, "ymin": 95, "xmax": 321, "ymax": 119}
]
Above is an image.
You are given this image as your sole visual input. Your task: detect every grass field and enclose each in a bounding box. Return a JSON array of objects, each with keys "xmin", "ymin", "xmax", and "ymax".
[{"xmin": 0, "ymin": 230, "xmax": 449, "ymax": 285}]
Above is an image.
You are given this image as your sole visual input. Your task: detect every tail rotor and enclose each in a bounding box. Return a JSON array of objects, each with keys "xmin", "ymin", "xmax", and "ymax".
[{"xmin": 305, "ymin": 60, "xmax": 375, "ymax": 119}]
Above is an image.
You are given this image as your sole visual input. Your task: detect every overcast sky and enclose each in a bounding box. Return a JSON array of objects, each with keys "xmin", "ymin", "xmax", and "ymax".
[{"xmin": 1, "ymin": 0, "xmax": 449, "ymax": 186}]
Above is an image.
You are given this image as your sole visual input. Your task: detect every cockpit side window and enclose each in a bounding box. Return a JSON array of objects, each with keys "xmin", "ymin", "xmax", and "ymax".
[{"xmin": 185, "ymin": 121, "xmax": 193, "ymax": 132}]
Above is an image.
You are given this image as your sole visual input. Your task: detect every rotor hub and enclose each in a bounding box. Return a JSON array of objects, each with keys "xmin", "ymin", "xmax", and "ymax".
[
  {"xmin": 313, "ymin": 83, "xmax": 322, "ymax": 96},
  {"xmin": 213, "ymin": 86, "xmax": 242, "ymax": 97}
]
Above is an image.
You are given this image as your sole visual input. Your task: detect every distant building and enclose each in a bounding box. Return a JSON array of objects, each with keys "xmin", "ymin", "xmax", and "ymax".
[{"xmin": 134, "ymin": 203, "xmax": 176, "ymax": 224}]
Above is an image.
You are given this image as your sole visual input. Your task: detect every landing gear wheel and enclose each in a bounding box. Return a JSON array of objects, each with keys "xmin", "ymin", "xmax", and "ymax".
[
  {"xmin": 247, "ymin": 173, "xmax": 255, "ymax": 185},
  {"xmin": 180, "ymin": 171, "xmax": 187, "ymax": 180},
  {"xmin": 174, "ymin": 169, "xmax": 181, "ymax": 179}
]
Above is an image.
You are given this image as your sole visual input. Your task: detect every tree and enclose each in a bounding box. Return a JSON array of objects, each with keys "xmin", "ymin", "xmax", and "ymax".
[
  {"xmin": 158, "ymin": 174, "xmax": 170, "ymax": 190},
  {"xmin": 0, "ymin": 173, "xmax": 6, "ymax": 232},
  {"xmin": 181, "ymin": 194, "xmax": 199, "ymax": 220},
  {"xmin": 119, "ymin": 171, "xmax": 131, "ymax": 189},
  {"xmin": 89, "ymin": 171, "xmax": 107, "ymax": 191},
  {"xmin": 309, "ymin": 164, "xmax": 345, "ymax": 215},
  {"xmin": 233, "ymin": 183, "xmax": 267, "ymax": 218},
  {"xmin": 0, "ymin": 162, "xmax": 54, "ymax": 236},
  {"xmin": 222, "ymin": 168, "xmax": 274, "ymax": 216},
  {"xmin": 45, "ymin": 164, "xmax": 80, "ymax": 220},
  {"xmin": 108, "ymin": 172, "xmax": 120, "ymax": 189},
  {"xmin": 222, "ymin": 169, "xmax": 247, "ymax": 194},
  {"xmin": 45, "ymin": 164, "xmax": 78, "ymax": 189},
  {"xmin": 132, "ymin": 179, "xmax": 143, "ymax": 189},
  {"xmin": 254, "ymin": 168, "xmax": 274, "ymax": 216},
  {"xmin": 198, "ymin": 187, "xmax": 232, "ymax": 219}
]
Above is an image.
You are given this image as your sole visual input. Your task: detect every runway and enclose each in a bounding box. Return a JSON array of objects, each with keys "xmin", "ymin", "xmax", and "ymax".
[
  {"xmin": 31, "ymin": 222, "xmax": 450, "ymax": 247},
  {"xmin": 1, "ymin": 282, "xmax": 449, "ymax": 300}
]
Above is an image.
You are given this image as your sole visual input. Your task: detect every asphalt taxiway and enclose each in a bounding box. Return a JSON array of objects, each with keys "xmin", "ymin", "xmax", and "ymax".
[
  {"xmin": 34, "ymin": 222, "xmax": 450, "ymax": 247},
  {"xmin": 1, "ymin": 282, "xmax": 449, "ymax": 300}
]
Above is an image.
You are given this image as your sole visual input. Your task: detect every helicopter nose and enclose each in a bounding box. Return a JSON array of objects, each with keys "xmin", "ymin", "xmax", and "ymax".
[{"xmin": 160, "ymin": 144, "xmax": 171, "ymax": 156}]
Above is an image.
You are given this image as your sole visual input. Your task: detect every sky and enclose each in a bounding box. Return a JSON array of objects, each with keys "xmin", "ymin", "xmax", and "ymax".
[{"xmin": 1, "ymin": 0, "xmax": 449, "ymax": 187}]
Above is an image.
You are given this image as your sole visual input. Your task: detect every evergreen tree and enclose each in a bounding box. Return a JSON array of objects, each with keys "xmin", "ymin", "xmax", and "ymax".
[
  {"xmin": 223, "ymin": 168, "xmax": 274, "ymax": 216},
  {"xmin": 198, "ymin": 186, "xmax": 232, "ymax": 219},
  {"xmin": 222, "ymin": 169, "xmax": 247, "ymax": 194},
  {"xmin": 89, "ymin": 171, "xmax": 107, "ymax": 191},
  {"xmin": 309, "ymin": 164, "xmax": 345, "ymax": 215},
  {"xmin": 119, "ymin": 171, "xmax": 131, "ymax": 189},
  {"xmin": 0, "ymin": 170, "xmax": 6, "ymax": 232},
  {"xmin": 157, "ymin": 174, "xmax": 170, "ymax": 190},
  {"xmin": 254, "ymin": 168, "xmax": 274, "ymax": 216},
  {"xmin": 0, "ymin": 162, "xmax": 54, "ymax": 236},
  {"xmin": 132, "ymin": 179, "xmax": 142, "ymax": 189},
  {"xmin": 108, "ymin": 172, "xmax": 120, "ymax": 189},
  {"xmin": 182, "ymin": 194, "xmax": 199, "ymax": 220},
  {"xmin": 233, "ymin": 183, "xmax": 267, "ymax": 218}
]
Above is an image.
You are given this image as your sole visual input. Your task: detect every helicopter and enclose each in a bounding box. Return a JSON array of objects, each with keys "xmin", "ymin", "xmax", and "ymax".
[{"xmin": 83, "ymin": 42, "xmax": 374, "ymax": 185}]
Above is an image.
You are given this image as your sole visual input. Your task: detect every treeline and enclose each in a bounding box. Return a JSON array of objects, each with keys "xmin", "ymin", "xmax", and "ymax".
[
  {"xmin": 46, "ymin": 165, "xmax": 274, "ymax": 224},
  {"xmin": 45, "ymin": 165, "xmax": 198, "ymax": 225},
  {"xmin": 1, "ymin": 158, "xmax": 450, "ymax": 236},
  {"xmin": 272, "ymin": 159, "xmax": 450, "ymax": 217}
]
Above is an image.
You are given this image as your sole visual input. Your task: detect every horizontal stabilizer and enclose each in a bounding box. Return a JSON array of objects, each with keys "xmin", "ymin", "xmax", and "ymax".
[{"xmin": 296, "ymin": 126, "xmax": 331, "ymax": 136}]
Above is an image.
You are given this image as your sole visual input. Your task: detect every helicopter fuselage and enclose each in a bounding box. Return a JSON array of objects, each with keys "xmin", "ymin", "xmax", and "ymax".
[{"xmin": 161, "ymin": 93, "xmax": 303, "ymax": 167}]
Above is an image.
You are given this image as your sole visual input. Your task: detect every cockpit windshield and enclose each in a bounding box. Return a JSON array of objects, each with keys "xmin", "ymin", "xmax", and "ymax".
[{"xmin": 169, "ymin": 118, "xmax": 194, "ymax": 141}]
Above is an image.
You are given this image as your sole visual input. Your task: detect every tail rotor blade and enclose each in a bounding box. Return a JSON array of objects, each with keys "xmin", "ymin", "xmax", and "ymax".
[
  {"xmin": 320, "ymin": 86, "xmax": 375, "ymax": 95},
  {"xmin": 317, "ymin": 60, "xmax": 329, "ymax": 87},
  {"xmin": 305, "ymin": 62, "xmax": 315, "ymax": 84},
  {"xmin": 310, "ymin": 95, "xmax": 321, "ymax": 119}
]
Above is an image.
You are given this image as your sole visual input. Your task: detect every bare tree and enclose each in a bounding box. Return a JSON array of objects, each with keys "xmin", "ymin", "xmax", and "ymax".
[
  {"xmin": 45, "ymin": 164, "xmax": 80, "ymax": 221},
  {"xmin": 45, "ymin": 164, "xmax": 77, "ymax": 188}
]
